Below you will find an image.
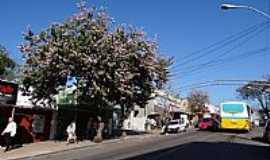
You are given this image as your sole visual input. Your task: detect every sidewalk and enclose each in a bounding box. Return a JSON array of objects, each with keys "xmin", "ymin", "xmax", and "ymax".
[
  {"xmin": 0, "ymin": 140, "xmax": 90, "ymax": 160},
  {"xmin": 0, "ymin": 136, "xmax": 140, "ymax": 160},
  {"xmin": 0, "ymin": 129, "xmax": 196, "ymax": 160}
]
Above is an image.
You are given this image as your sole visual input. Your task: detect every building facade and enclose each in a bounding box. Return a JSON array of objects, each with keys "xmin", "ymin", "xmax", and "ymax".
[{"xmin": 0, "ymin": 80, "xmax": 55, "ymax": 146}]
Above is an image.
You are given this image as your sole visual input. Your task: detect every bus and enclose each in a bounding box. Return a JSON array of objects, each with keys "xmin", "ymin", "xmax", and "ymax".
[{"xmin": 220, "ymin": 101, "xmax": 252, "ymax": 131}]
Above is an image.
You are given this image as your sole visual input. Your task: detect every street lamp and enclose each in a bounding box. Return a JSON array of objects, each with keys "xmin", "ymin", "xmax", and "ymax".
[{"xmin": 221, "ymin": 3, "xmax": 270, "ymax": 19}]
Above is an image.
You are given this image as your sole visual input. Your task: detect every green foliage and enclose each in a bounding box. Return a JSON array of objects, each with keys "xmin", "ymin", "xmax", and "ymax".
[
  {"xmin": 0, "ymin": 45, "xmax": 16, "ymax": 80},
  {"xmin": 19, "ymin": 2, "xmax": 172, "ymax": 110},
  {"xmin": 187, "ymin": 89, "xmax": 209, "ymax": 113}
]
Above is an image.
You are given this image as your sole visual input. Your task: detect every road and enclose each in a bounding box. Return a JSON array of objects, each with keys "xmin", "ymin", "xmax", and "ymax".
[{"xmin": 22, "ymin": 128, "xmax": 270, "ymax": 160}]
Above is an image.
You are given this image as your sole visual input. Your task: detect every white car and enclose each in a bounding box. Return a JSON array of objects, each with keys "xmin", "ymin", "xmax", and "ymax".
[{"xmin": 166, "ymin": 119, "xmax": 187, "ymax": 133}]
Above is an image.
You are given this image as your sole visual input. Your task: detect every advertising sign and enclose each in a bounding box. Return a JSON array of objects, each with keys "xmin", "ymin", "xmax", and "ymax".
[{"xmin": 0, "ymin": 80, "xmax": 18, "ymax": 105}]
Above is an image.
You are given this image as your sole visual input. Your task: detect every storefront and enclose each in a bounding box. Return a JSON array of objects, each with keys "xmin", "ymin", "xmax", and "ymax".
[
  {"xmin": 0, "ymin": 106, "xmax": 53, "ymax": 145},
  {"xmin": 54, "ymin": 87, "xmax": 114, "ymax": 140},
  {"xmin": 0, "ymin": 80, "xmax": 18, "ymax": 145},
  {"xmin": 0, "ymin": 80, "xmax": 55, "ymax": 145}
]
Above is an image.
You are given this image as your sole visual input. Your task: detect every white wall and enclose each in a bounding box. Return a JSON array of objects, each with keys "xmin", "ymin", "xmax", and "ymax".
[{"xmin": 123, "ymin": 109, "xmax": 147, "ymax": 131}]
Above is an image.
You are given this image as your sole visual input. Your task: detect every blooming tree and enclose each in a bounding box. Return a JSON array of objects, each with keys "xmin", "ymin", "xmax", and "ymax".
[{"xmin": 19, "ymin": 3, "xmax": 172, "ymax": 115}]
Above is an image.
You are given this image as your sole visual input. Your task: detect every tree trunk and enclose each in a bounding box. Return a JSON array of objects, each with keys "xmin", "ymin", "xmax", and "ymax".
[
  {"xmin": 258, "ymin": 98, "xmax": 269, "ymax": 119},
  {"xmin": 264, "ymin": 95, "xmax": 270, "ymax": 119},
  {"xmin": 120, "ymin": 105, "xmax": 127, "ymax": 137}
]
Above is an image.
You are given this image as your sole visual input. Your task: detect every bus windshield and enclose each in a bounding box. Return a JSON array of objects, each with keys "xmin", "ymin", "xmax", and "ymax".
[{"xmin": 222, "ymin": 104, "xmax": 244, "ymax": 113}]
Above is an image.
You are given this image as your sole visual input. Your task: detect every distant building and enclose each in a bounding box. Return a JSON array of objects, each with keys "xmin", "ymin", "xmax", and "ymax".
[{"xmin": 122, "ymin": 90, "xmax": 190, "ymax": 132}]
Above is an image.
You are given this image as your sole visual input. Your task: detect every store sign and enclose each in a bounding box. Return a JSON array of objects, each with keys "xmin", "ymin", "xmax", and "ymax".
[{"xmin": 0, "ymin": 80, "xmax": 18, "ymax": 105}]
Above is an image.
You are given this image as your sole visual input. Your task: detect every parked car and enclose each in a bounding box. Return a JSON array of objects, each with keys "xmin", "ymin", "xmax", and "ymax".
[
  {"xmin": 263, "ymin": 119, "xmax": 270, "ymax": 142},
  {"xmin": 166, "ymin": 119, "xmax": 187, "ymax": 133},
  {"xmin": 199, "ymin": 118, "xmax": 219, "ymax": 131}
]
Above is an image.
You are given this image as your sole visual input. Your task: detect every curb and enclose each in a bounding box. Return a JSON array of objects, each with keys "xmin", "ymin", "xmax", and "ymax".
[
  {"xmin": 7, "ymin": 130, "xmax": 197, "ymax": 160},
  {"xmin": 8, "ymin": 134, "xmax": 156, "ymax": 160},
  {"xmin": 7, "ymin": 138, "xmax": 124, "ymax": 160}
]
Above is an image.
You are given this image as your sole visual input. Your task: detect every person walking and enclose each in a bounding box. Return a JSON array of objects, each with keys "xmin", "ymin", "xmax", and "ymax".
[
  {"xmin": 85, "ymin": 117, "xmax": 93, "ymax": 140},
  {"xmin": 1, "ymin": 117, "xmax": 17, "ymax": 152},
  {"xmin": 93, "ymin": 116, "xmax": 104, "ymax": 143},
  {"xmin": 66, "ymin": 121, "xmax": 77, "ymax": 144}
]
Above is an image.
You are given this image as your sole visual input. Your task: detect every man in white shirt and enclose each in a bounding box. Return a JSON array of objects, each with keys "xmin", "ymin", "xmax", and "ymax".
[{"xmin": 1, "ymin": 117, "xmax": 17, "ymax": 152}]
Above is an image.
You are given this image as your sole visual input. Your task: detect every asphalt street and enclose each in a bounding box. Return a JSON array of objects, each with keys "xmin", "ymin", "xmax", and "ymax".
[{"xmin": 22, "ymin": 128, "xmax": 270, "ymax": 160}]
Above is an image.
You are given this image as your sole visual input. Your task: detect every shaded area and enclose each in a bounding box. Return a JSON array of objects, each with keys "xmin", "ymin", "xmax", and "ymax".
[
  {"xmin": 123, "ymin": 142, "xmax": 270, "ymax": 160},
  {"xmin": 217, "ymin": 129, "xmax": 249, "ymax": 134},
  {"xmin": 251, "ymin": 136, "xmax": 269, "ymax": 144},
  {"xmin": 113, "ymin": 129, "xmax": 148, "ymax": 137}
]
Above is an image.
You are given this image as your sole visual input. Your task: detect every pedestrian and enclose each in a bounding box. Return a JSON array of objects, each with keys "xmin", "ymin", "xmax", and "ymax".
[
  {"xmin": 85, "ymin": 117, "xmax": 93, "ymax": 140},
  {"xmin": 145, "ymin": 118, "xmax": 151, "ymax": 131},
  {"xmin": 161, "ymin": 117, "xmax": 170, "ymax": 135},
  {"xmin": 1, "ymin": 117, "xmax": 17, "ymax": 152},
  {"xmin": 93, "ymin": 116, "xmax": 104, "ymax": 143},
  {"xmin": 66, "ymin": 121, "xmax": 77, "ymax": 144},
  {"xmin": 90, "ymin": 118, "xmax": 98, "ymax": 141}
]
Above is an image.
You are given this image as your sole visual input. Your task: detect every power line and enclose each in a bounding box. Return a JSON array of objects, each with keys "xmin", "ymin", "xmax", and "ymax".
[
  {"xmin": 177, "ymin": 48, "xmax": 269, "ymax": 79},
  {"xmin": 170, "ymin": 21, "xmax": 268, "ymax": 70},
  {"xmin": 172, "ymin": 23, "xmax": 268, "ymax": 73},
  {"xmin": 172, "ymin": 51, "xmax": 270, "ymax": 82},
  {"xmin": 170, "ymin": 46, "xmax": 270, "ymax": 79},
  {"xmin": 176, "ymin": 80, "xmax": 270, "ymax": 91},
  {"xmin": 170, "ymin": 22, "xmax": 264, "ymax": 69},
  {"xmin": 170, "ymin": 24, "xmax": 269, "ymax": 79},
  {"xmin": 178, "ymin": 83, "xmax": 245, "ymax": 91}
]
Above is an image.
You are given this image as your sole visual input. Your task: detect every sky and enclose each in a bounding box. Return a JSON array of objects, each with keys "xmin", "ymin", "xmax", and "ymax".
[{"xmin": 0, "ymin": 0, "xmax": 269, "ymax": 105}]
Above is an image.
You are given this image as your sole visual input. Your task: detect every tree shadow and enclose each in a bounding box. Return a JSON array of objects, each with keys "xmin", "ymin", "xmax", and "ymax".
[
  {"xmin": 122, "ymin": 141, "xmax": 270, "ymax": 160},
  {"xmin": 112, "ymin": 129, "xmax": 148, "ymax": 137}
]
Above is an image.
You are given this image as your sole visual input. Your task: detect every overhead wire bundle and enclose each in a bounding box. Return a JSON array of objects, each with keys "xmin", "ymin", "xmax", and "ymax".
[{"xmin": 169, "ymin": 21, "xmax": 270, "ymax": 80}]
